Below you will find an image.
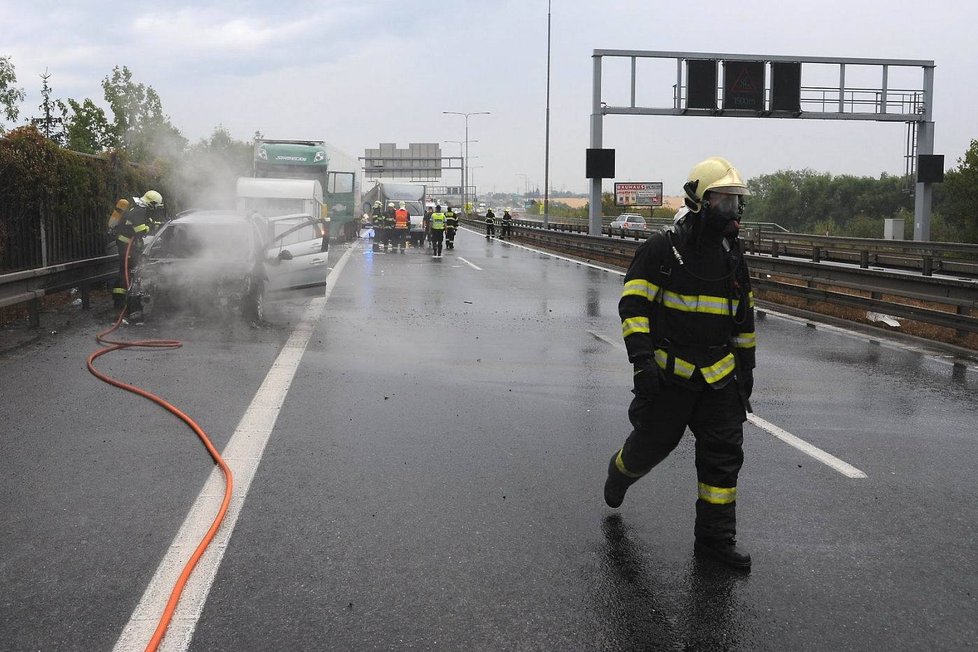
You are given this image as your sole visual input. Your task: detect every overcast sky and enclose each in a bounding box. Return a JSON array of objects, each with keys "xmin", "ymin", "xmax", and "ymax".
[{"xmin": 5, "ymin": 0, "xmax": 975, "ymax": 197}]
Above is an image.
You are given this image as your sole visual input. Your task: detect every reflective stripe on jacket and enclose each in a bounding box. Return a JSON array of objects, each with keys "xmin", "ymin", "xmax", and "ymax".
[{"xmin": 618, "ymin": 227, "xmax": 755, "ymax": 387}]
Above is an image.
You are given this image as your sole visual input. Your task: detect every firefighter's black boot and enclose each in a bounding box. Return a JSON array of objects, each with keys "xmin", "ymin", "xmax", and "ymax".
[
  {"xmin": 604, "ymin": 452, "xmax": 636, "ymax": 508},
  {"xmin": 694, "ymin": 538, "xmax": 751, "ymax": 570}
]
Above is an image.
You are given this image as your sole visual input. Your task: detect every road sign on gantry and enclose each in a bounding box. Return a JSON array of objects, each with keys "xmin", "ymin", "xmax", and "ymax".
[{"xmin": 615, "ymin": 182, "xmax": 663, "ymax": 207}]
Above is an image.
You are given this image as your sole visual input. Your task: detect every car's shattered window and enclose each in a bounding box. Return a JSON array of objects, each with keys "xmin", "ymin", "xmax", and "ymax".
[{"xmin": 150, "ymin": 224, "xmax": 254, "ymax": 260}]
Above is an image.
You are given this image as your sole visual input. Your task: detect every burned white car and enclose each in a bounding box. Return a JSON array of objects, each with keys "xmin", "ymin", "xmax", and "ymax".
[{"xmin": 131, "ymin": 210, "xmax": 328, "ymax": 321}]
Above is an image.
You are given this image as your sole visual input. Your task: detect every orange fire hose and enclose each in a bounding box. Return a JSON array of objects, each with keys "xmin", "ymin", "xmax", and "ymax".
[{"xmin": 86, "ymin": 240, "xmax": 233, "ymax": 652}]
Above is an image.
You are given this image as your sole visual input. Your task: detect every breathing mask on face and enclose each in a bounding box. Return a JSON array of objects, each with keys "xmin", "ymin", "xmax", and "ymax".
[{"xmin": 703, "ymin": 191, "xmax": 744, "ymax": 235}]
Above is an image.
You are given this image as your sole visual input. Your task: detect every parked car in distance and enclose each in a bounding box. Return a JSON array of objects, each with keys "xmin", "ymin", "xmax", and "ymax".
[
  {"xmin": 132, "ymin": 210, "xmax": 328, "ymax": 321},
  {"xmin": 610, "ymin": 213, "xmax": 648, "ymax": 230}
]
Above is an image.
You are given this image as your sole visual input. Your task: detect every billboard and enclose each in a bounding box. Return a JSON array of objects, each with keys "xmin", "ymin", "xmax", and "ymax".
[{"xmin": 614, "ymin": 182, "xmax": 663, "ymax": 207}]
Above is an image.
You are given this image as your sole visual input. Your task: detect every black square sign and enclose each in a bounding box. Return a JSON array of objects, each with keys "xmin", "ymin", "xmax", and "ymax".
[{"xmin": 723, "ymin": 61, "xmax": 765, "ymax": 111}]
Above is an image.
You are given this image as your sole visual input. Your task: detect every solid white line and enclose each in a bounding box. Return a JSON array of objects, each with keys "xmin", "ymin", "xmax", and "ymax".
[
  {"xmin": 458, "ymin": 226, "xmax": 625, "ymax": 275},
  {"xmin": 588, "ymin": 329, "xmax": 622, "ymax": 348},
  {"xmin": 587, "ymin": 328, "xmax": 867, "ymax": 479},
  {"xmin": 113, "ymin": 243, "xmax": 358, "ymax": 652},
  {"xmin": 747, "ymin": 413, "xmax": 867, "ymax": 478},
  {"xmin": 469, "ymin": 227, "xmax": 869, "ymax": 478},
  {"xmin": 456, "ymin": 256, "xmax": 483, "ymax": 271}
]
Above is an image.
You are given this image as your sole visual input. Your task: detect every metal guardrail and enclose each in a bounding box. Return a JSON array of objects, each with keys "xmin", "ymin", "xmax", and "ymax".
[
  {"xmin": 464, "ymin": 218, "xmax": 978, "ymax": 339},
  {"xmin": 6, "ymin": 220, "xmax": 978, "ymax": 341},
  {"xmin": 0, "ymin": 255, "xmax": 118, "ymax": 326},
  {"xmin": 741, "ymin": 230, "xmax": 978, "ymax": 277}
]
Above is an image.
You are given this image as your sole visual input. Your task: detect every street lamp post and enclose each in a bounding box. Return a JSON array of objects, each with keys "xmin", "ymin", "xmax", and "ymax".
[{"xmin": 443, "ymin": 111, "xmax": 490, "ymax": 215}]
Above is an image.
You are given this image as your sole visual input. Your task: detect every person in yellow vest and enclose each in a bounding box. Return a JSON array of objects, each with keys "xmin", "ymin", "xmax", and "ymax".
[
  {"xmin": 393, "ymin": 201, "xmax": 410, "ymax": 253},
  {"xmin": 110, "ymin": 190, "xmax": 163, "ymax": 311},
  {"xmin": 429, "ymin": 204, "xmax": 446, "ymax": 258}
]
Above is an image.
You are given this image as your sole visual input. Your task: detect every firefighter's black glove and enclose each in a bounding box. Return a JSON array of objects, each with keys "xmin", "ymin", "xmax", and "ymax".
[
  {"xmin": 739, "ymin": 367, "xmax": 754, "ymax": 399},
  {"xmin": 632, "ymin": 359, "xmax": 660, "ymax": 397}
]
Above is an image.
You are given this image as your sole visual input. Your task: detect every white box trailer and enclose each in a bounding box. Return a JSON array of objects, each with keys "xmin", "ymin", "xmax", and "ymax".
[{"xmin": 236, "ymin": 177, "xmax": 327, "ymax": 223}]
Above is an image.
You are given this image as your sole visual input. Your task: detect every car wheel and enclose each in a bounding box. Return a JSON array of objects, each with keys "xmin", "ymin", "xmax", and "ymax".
[{"xmin": 243, "ymin": 279, "xmax": 265, "ymax": 322}]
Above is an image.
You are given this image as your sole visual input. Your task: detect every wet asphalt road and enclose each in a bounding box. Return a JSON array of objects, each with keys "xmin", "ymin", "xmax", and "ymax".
[{"xmin": 2, "ymin": 227, "xmax": 977, "ymax": 651}]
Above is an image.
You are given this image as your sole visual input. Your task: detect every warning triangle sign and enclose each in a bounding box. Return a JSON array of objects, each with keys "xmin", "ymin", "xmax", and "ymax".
[{"xmin": 732, "ymin": 67, "xmax": 756, "ymax": 92}]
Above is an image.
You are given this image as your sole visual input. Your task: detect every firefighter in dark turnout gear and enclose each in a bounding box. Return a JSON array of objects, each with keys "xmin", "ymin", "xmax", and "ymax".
[
  {"xmin": 603, "ymin": 156, "xmax": 756, "ymax": 570},
  {"xmin": 444, "ymin": 205, "xmax": 459, "ymax": 249},
  {"xmin": 501, "ymin": 209, "xmax": 513, "ymax": 239},
  {"xmin": 371, "ymin": 201, "xmax": 384, "ymax": 251},
  {"xmin": 111, "ymin": 190, "xmax": 163, "ymax": 311},
  {"xmin": 383, "ymin": 202, "xmax": 397, "ymax": 252}
]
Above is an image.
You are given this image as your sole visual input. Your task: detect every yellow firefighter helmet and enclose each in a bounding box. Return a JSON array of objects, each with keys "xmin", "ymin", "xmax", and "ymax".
[
  {"xmin": 141, "ymin": 190, "xmax": 163, "ymax": 207},
  {"xmin": 683, "ymin": 157, "xmax": 749, "ymax": 211}
]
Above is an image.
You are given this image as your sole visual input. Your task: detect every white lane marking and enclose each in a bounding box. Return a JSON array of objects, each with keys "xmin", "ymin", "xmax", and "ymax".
[
  {"xmin": 114, "ymin": 243, "xmax": 358, "ymax": 652},
  {"xmin": 456, "ymin": 256, "xmax": 482, "ymax": 271},
  {"xmin": 588, "ymin": 329, "xmax": 867, "ymax": 479},
  {"xmin": 458, "ymin": 226, "xmax": 625, "ymax": 275},
  {"xmin": 463, "ymin": 227, "xmax": 870, "ymax": 477},
  {"xmin": 588, "ymin": 330, "xmax": 620, "ymax": 347},
  {"xmin": 747, "ymin": 413, "xmax": 868, "ymax": 478},
  {"xmin": 468, "ymin": 228, "xmax": 872, "ymax": 478}
]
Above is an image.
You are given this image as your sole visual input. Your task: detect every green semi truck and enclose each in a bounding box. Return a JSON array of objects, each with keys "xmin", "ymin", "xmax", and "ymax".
[{"xmin": 253, "ymin": 139, "xmax": 361, "ymax": 240}]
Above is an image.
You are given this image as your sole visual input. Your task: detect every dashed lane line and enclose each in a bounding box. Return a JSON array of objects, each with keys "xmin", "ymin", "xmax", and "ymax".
[
  {"xmin": 456, "ymin": 256, "xmax": 483, "ymax": 270},
  {"xmin": 587, "ymin": 328, "xmax": 867, "ymax": 479},
  {"xmin": 747, "ymin": 414, "xmax": 868, "ymax": 478}
]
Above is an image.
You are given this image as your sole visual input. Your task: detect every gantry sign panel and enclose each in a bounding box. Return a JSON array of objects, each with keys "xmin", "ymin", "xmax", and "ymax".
[
  {"xmin": 588, "ymin": 49, "xmax": 939, "ymax": 240},
  {"xmin": 362, "ymin": 143, "xmax": 443, "ymax": 181},
  {"xmin": 593, "ymin": 50, "xmax": 934, "ymax": 122}
]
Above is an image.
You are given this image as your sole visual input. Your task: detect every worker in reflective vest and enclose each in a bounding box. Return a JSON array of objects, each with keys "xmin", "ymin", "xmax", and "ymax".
[
  {"xmin": 430, "ymin": 205, "xmax": 446, "ymax": 257},
  {"xmin": 111, "ymin": 190, "xmax": 163, "ymax": 312},
  {"xmin": 444, "ymin": 205, "xmax": 459, "ymax": 249},
  {"xmin": 393, "ymin": 201, "xmax": 410, "ymax": 253},
  {"xmin": 603, "ymin": 156, "xmax": 757, "ymax": 570}
]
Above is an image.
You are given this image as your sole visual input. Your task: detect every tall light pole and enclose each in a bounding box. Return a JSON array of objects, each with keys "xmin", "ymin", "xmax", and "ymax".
[
  {"xmin": 543, "ymin": 0, "xmax": 552, "ymax": 227},
  {"xmin": 443, "ymin": 139, "xmax": 477, "ymax": 206},
  {"xmin": 443, "ymin": 111, "xmax": 490, "ymax": 215}
]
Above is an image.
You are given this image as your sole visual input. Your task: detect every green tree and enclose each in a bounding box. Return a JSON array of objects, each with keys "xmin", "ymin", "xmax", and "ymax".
[
  {"xmin": 934, "ymin": 139, "xmax": 978, "ymax": 243},
  {"xmin": 746, "ymin": 169, "xmax": 912, "ymax": 235},
  {"xmin": 63, "ymin": 98, "xmax": 112, "ymax": 154},
  {"xmin": 0, "ymin": 55, "xmax": 26, "ymax": 132},
  {"xmin": 101, "ymin": 65, "xmax": 186, "ymax": 162},
  {"xmin": 29, "ymin": 70, "xmax": 67, "ymax": 146}
]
